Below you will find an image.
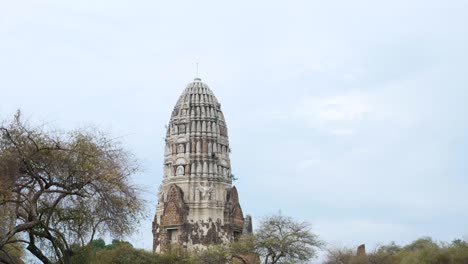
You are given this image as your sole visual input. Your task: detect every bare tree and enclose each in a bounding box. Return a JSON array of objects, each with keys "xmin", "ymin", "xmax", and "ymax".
[
  {"xmin": 0, "ymin": 112, "xmax": 144, "ymax": 264},
  {"xmin": 323, "ymin": 247, "xmax": 354, "ymax": 264},
  {"xmin": 255, "ymin": 214, "xmax": 323, "ymax": 264}
]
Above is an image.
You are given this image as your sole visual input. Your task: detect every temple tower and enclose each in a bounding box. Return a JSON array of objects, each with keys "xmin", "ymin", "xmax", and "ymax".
[{"xmin": 152, "ymin": 78, "xmax": 249, "ymax": 252}]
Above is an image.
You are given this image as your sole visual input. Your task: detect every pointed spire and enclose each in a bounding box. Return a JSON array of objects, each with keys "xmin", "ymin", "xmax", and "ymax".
[{"xmin": 194, "ymin": 62, "xmax": 201, "ymax": 81}]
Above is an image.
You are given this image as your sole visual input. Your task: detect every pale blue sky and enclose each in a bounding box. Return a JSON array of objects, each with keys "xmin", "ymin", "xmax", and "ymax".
[{"xmin": 1, "ymin": 0, "xmax": 467, "ymax": 255}]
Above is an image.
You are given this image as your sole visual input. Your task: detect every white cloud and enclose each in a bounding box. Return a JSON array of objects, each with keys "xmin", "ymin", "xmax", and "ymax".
[
  {"xmin": 296, "ymin": 95, "xmax": 374, "ymax": 122},
  {"xmin": 343, "ymin": 73, "xmax": 356, "ymax": 81},
  {"xmin": 296, "ymin": 158, "xmax": 322, "ymax": 169},
  {"xmin": 330, "ymin": 128, "xmax": 356, "ymax": 135},
  {"xmin": 283, "ymin": 93, "xmax": 380, "ymax": 135}
]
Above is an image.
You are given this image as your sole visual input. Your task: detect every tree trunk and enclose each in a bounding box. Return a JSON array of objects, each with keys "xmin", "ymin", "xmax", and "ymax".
[{"xmin": 27, "ymin": 243, "xmax": 51, "ymax": 264}]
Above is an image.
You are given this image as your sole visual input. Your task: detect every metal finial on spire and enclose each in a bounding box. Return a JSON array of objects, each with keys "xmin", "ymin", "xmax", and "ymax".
[{"xmin": 194, "ymin": 62, "xmax": 201, "ymax": 81}]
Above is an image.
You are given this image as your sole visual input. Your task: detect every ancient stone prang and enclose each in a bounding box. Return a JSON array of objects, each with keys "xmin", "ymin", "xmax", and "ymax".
[{"xmin": 152, "ymin": 78, "xmax": 251, "ymax": 252}]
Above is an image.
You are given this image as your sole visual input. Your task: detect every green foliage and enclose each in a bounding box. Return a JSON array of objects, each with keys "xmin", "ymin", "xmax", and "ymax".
[
  {"xmin": 70, "ymin": 237, "xmax": 257, "ymax": 264},
  {"xmin": 0, "ymin": 242, "xmax": 25, "ymax": 264},
  {"xmin": 324, "ymin": 237, "xmax": 468, "ymax": 264},
  {"xmin": 104, "ymin": 239, "xmax": 134, "ymax": 250},
  {"xmin": 0, "ymin": 201, "xmax": 24, "ymax": 263},
  {"xmin": 90, "ymin": 239, "xmax": 105, "ymax": 250},
  {"xmin": 187, "ymin": 235, "xmax": 257, "ymax": 264},
  {"xmin": 71, "ymin": 240, "xmax": 198, "ymax": 264},
  {"xmin": 91, "ymin": 245, "xmax": 156, "ymax": 264},
  {"xmin": 196, "ymin": 245, "xmax": 229, "ymax": 264},
  {"xmin": 448, "ymin": 240, "xmax": 468, "ymax": 264},
  {"xmin": 229, "ymin": 235, "xmax": 257, "ymax": 264}
]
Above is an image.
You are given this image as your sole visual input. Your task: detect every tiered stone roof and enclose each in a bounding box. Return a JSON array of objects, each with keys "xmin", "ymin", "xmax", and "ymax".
[{"xmin": 163, "ymin": 78, "xmax": 232, "ymax": 182}]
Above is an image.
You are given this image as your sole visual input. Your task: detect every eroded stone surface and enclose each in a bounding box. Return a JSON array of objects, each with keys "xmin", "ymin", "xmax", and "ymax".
[
  {"xmin": 357, "ymin": 244, "xmax": 366, "ymax": 255},
  {"xmin": 152, "ymin": 78, "xmax": 251, "ymax": 252}
]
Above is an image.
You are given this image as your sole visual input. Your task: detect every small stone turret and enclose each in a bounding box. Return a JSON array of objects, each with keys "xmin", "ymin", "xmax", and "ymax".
[
  {"xmin": 243, "ymin": 215, "xmax": 253, "ymax": 234},
  {"xmin": 357, "ymin": 244, "xmax": 366, "ymax": 255}
]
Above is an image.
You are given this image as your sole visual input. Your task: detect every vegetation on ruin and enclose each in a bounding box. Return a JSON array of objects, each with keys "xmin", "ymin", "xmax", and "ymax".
[{"xmin": 68, "ymin": 235, "xmax": 280, "ymax": 264}]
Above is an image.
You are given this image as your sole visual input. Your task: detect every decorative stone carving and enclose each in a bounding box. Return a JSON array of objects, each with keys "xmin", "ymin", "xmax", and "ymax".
[
  {"xmin": 196, "ymin": 161, "xmax": 202, "ymax": 175},
  {"xmin": 197, "ymin": 182, "xmax": 214, "ymax": 200},
  {"xmin": 165, "ymin": 144, "xmax": 170, "ymax": 154},
  {"xmin": 196, "ymin": 141, "xmax": 201, "ymax": 153},
  {"xmin": 176, "ymin": 166, "xmax": 184, "ymax": 176},
  {"xmin": 175, "ymin": 158, "xmax": 186, "ymax": 165},
  {"xmin": 177, "ymin": 144, "xmax": 185, "ymax": 154},
  {"xmin": 202, "ymin": 121, "xmax": 206, "ymax": 132},
  {"xmin": 157, "ymin": 185, "xmax": 166, "ymax": 203},
  {"xmin": 191, "ymin": 163, "xmax": 196, "ymax": 175},
  {"xmin": 208, "ymin": 142, "xmax": 212, "ymax": 154},
  {"xmin": 221, "ymin": 159, "xmax": 228, "ymax": 167},
  {"xmin": 160, "ymin": 184, "xmax": 187, "ymax": 227}
]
